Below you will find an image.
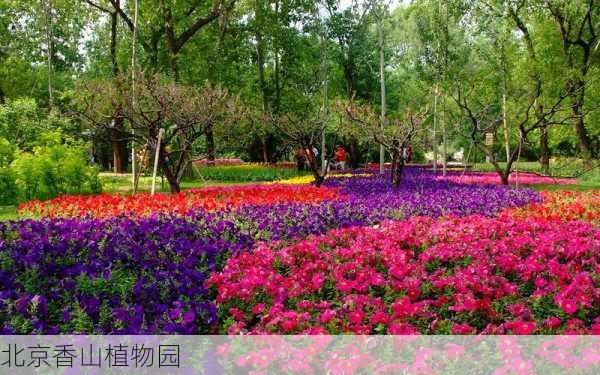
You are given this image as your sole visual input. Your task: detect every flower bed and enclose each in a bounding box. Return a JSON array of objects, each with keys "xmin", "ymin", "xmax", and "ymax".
[
  {"xmin": 1, "ymin": 169, "xmax": 553, "ymax": 334},
  {"xmin": 209, "ymin": 216, "xmax": 600, "ymax": 334},
  {"xmin": 505, "ymin": 190, "xmax": 599, "ymax": 224},
  {"xmin": 18, "ymin": 184, "xmax": 341, "ymax": 218},
  {"xmin": 0, "ymin": 215, "xmax": 253, "ymax": 334},
  {"xmin": 437, "ymin": 171, "xmax": 576, "ymax": 186}
]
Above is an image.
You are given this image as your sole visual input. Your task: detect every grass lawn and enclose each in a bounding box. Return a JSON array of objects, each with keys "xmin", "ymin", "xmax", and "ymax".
[
  {"xmin": 532, "ymin": 182, "xmax": 600, "ymax": 191},
  {"xmin": 0, "ymin": 206, "xmax": 18, "ymax": 221},
  {"xmin": 99, "ymin": 173, "xmax": 257, "ymax": 194}
]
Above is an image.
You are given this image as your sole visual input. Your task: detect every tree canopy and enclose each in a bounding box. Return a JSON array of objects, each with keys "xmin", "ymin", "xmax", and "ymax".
[{"xmin": 0, "ymin": 0, "xmax": 598, "ymax": 189}]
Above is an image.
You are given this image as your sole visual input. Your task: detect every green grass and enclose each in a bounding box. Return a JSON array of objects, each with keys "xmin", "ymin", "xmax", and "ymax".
[
  {"xmin": 471, "ymin": 160, "xmax": 600, "ymax": 187},
  {"xmin": 192, "ymin": 164, "xmax": 309, "ymax": 182},
  {"xmin": 0, "ymin": 206, "xmax": 18, "ymax": 221},
  {"xmin": 99, "ymin": 174, "xmax": 257, "ymax": 194},
  {"xmin": 531, "ymin": 182, "xmax": 600, "ymax": 192}
]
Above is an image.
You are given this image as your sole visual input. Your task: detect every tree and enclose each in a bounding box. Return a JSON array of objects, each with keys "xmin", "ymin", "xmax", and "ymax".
[
  {"xmin": 341, "ymin": 100, "xmax": 427, "ymax": 187},
  {"xmin": 372, "ymin": 0, "xmax": 390, "ymax": 174},
  {"xmin": 544, "ymin": 0, "xmax": 599, "ymax": 162},
  {"xmin": 270, "ymin": 107, "xmax": 333, "ymax": 187},
  {"xmin": 96, "ymin": 0, "xmax": 238, "ymax": 78},
  {"xmin": 325, "ymin": 0, "xmax": 378, "ymax": 168},
  {"xmin": 76, "ymin": 75, "xmax": 240, "ymax": 192},
  {"xmin": 83, "ymin": 0, "xmax": 128, "ymax": 173}
]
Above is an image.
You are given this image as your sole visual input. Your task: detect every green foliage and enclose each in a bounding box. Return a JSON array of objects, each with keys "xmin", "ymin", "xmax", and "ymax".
[
  {"xmin": 11, "ymin": 131, "xmax": 101, "ymax": 201},
  {"xmin": 0, "ymin": 98, "xmax": 49, "ymax": 150},
  {"xmin": 0, "ymin": 137, "xmax": 18, "ymax": 205},
  {"xmin": 192, "ymin": 165, "xmax": 309, "ymax": 182},
  {"xmin": 0, "ymin": 168, "xmax": 18, "ymax": 205},
  {"xmin": 0, "ymin": 137, "xmax": 16, "ymax": 167}
]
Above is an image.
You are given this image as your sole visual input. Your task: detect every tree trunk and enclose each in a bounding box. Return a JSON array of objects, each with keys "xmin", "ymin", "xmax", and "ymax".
[
  {"xmin": 306, "ymin": 148, "xmax": 325, "ymax": 187},
  {"xmin": 161, "ymin": 161, "xmax": 181, "ymax": 193},
  {"xmin": 499, "ymin": 171, "xmax": 509, "ymax": 185},
  {"xmin": 161, "ymin": 0, "xmax": 179, "ymax": 80},
  {"xmin": 109, "ymin": 6, "xmax": 124, "ymax": 173},
  {"xmin": 570, "ymin": 80, "xmax": 593, "ymax": 162},
  {"xmin": 348, "ymin": 139, "xmax": 359, "ymax": 169},
  {"xmin": 43, "ymin": 0, "xmax": 54, "ymax": 108},
  {"xmin": 111, "ymin": 127, "xmax": 125, "ymax": 173},
  {"xmin": 255, "ymin": 1, "xmax": 270, "ymax": 164},
  {"xmin": 378, "ymin": 16, "xmax": 386, "ymax": 175},
  {"xmin": 158, "ymin": 142, "xmax": 181, "ymax": 193},
  {"xmin": 391, "ymin": 151, "xmax": 404, "ymax": 188},
  {"xmin": 206, "ymin": 124, "xmax": 216, "ymax": 164},
  {"xmin": 261, "ymin": 136, "xmax": 268, "ymax": 163},
  {"xmin": 432, "ymin": 85, "xmax": 438, "ymax": 172},
  {"xmin": 273, "ymin": 0, "xmax": 282, "ymax": 114},
  {"xmin": 539, "ymin": 124, "xmax": 550, "ymax": 175}
]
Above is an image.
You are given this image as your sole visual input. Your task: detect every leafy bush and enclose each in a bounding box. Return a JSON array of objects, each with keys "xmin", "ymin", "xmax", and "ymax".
[
  {"xmin": 0, "ymin": 98, "xmax": 49, "ymax": 150},
  {"xmin": 0, "ymin": 138, "xmax": 16, "ymax": 167},
  {"xmin": 11, "ymin": 131, "xmax": 101, "ymax": 202},
  {"xmin": 192, "ymin": 164, "xmax": 309, "ymax": 182},
  {"xmin": 0, "ymin": 168, "xmax": 18, "ymax": 205},
  {"xmin": 0, "ymin": 138, "xmax": 18, "ymax": 205}
]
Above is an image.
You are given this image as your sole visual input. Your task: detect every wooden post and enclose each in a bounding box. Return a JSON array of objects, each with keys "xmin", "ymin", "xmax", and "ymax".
[{"xmin": 151, "ymin": 129, "xmax": 164, "ymax": 195}]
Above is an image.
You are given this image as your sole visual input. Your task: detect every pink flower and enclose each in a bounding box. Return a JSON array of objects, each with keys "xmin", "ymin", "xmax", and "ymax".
[
  {"xmin": 370, "ymin": 311, "xmax": 390, "ymax": 325},
  {"xmin": 388, "ymin": 322, "xmax": 419, "ymax": 335},
  {"xmin": 311, "ymin": 273, "xmax": 326, "ymax": 289},
  {"xmin": 348, "ymin": 310, "xmax": 365, "ymax": 325},
  {"xmin": 512, "ymin": 359, "xmax": 533, "ymax": 374},
  {"xmin": 444, "ymin": 343, "xmax": 466, "ymax": 359},
  {"xmin": 216, "ymin": 344, "xmax": 231, "ymax": 356},
  {"xmin": 319, "ymin": 309, "xmax": 336, "ymax": 324},
  {"xmin": 451, "ymin": 323, "xmax": 475, "ymax": 334},
  {"xmin": 559, "ymin": 299, "xmax": 578, "ymax": 315},
  {"xmin": 505, "ymin": 321, "xmax": 536, "ymax": 335},
  {"xmin": 252, "ymin": 303, "xmax": 266, "ymax": 315},
  {"xmin": 544, "ymin": 316, "xmax": 562, "ymax": 329}
]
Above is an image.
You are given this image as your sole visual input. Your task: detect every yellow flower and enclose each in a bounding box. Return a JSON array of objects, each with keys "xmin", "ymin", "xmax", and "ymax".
[{"xmin": 273, "ymin": 173, "xmax": 372, "ymax": 185}]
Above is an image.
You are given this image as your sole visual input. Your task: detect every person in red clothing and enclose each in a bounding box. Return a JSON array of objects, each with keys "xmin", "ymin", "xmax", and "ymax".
[{"xmin": 334, "ymin": 145, "xmax": 346, "ymax": 170}]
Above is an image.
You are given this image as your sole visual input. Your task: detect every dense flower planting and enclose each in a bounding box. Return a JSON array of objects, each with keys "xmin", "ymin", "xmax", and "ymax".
[
  {"xmin": 0, "ymin": 168, "xmax": 584, "ymax": 334},
  {"xmin": 0, "ymin": 214, "xmax": 253, "ymax": 334},
  {"xmin": 18, "ymin": 184, "xmax": 341, "ymax": 218},
  {"xmin": 209, "ymin": 216, "xmax": 600, "ymax": 335},
  {"xmin": 437, "ymin": 171, "xmax": 576, "ymax": 186},
  {"xmin": 506, "ymin": 190, "xmax": 599, "ymax": 224},
  {"xmin": 227, "ymin": 170, "xmax": 539, "ymax": 242}
]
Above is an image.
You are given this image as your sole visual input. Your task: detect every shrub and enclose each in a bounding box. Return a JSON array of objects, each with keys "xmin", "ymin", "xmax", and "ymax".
[
  {"xmin": 0, "ymin": 98, "xmax": 48, "ymax": 150},
  {"xmin": 0, "ymin": 168, "xmax": 18, "ymax": 205},
  {"xmin": 0, "ymin": 138, "xmax": 16, "ymax": 167},
  {"xmin": 11, "ymin": 131, "xmax": 101, "ymax": 202}
]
